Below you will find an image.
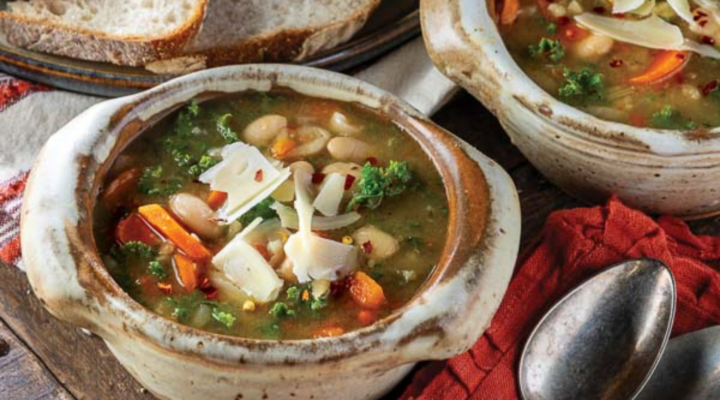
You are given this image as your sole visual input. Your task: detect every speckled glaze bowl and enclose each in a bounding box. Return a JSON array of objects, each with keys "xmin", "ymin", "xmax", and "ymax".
[
  {"xmin": 21, "ymin": 65, "xmax": 521, "ymax": 400},
  {"xmin": 422, "ymin": 0, "xmax": 720, "ymax": 218}
]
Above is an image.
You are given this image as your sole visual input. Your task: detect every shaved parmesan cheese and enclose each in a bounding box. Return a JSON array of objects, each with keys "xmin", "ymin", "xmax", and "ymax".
[
  {"xmin": 212, "ymin": 218, "xmax": 283, "ymax": 303},
  {"xmin": 612, "ymin": 0, "xmax": 646, "ymax": 14},
  {"xmin": 633, "ymin": 0, "xmax": 656, "ymax": 16},
  {"xmin": 284, "ymin": 170, "xmax": 358, "ymax": 283},
  {"xmin": 682, "ymin": 39, "xmax": 720, "ymax": 59},
  {"xmin": 668, "ymin": 0, "xmax": 694, "ymax": 24},
  {"xmin": 271, "ymin": 201, "xmax": 361, "ymax": 230},
  {"xmin": 199, "ymin": 142, "xmax": 290, "ymax": 224},
  {"xmin": 574, "ymin": 14, "xmax": 684, "ymax": 50},
  {"xmin": 313, "ymin": 173, "xmax": 345, "ymax": 216}
]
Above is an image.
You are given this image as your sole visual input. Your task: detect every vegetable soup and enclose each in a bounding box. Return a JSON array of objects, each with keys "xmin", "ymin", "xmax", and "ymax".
[
  {"xmin": 94, "ymin": 90, "xmax": 449, "ymax": 340},
  {"xmin": 496, "ymin": 0, "xmax": 720, "ymax": 129}
]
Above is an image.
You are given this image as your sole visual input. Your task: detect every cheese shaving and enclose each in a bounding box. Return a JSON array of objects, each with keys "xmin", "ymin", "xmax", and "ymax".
[
  {"xmin": 313, "ymin": 173, "xmax": 346, "ymax": 216},
  {"xmin": 199, "ymin": 142, "xmax": 290, "ymax": 224}
]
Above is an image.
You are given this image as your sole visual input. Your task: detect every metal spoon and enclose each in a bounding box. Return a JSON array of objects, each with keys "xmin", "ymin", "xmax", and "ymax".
[
  {"xmin": 519, "ymin": 258, "xmax": 676, "ymax": 400},
  {"xmin": 636, "ymin": 325, "xmax": 720, "ymax": 400}
]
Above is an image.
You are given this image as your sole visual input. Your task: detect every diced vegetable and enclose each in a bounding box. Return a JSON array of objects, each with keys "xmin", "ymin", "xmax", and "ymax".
[
  {"xmin": 207, "ymin": 190, "xmax": 228, "ymax": 210},
  {"xmin": 529, "ymin": 38, "xmax": 565, "ymax": 62},
  {"xmin": 348, "ymin": 271, "xmax": 386, "ymax": 310},
  {"xmin": 347, "ymin": 161, "xmax": 413, "ymax": 211},
  {"xmin": 102, "ymin": 168, "xmax": 141, "ymax": 207},
  {"xmin": 115, "ymin": 213, "xmax": 161, "ymax": 246},
  {"xmin": 628, "ymin": 51, "xmax": 690, "ymax": 85},
  {"xmin": 271, "ymin": 137, "xmax": 297, "ymax": 160},
  {"xmin": 500, "ymin": 0, "xmax": 520, "ymax": 24},
  {"xmin": 137, "ymin": 204, "xmax": 212, "ymax": 262},
  {"xmin": 558, "ymin": 68, "xmax": 604, "ymax": 102},
  {"xmin": 173, "ymin": 253, "xmax": 198, "ymax": 292}
]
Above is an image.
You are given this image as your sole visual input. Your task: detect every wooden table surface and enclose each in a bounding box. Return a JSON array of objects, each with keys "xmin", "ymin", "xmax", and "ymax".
[{"xmin": 1, "ymin": 90, "xmax": 719, "ymax": 400}]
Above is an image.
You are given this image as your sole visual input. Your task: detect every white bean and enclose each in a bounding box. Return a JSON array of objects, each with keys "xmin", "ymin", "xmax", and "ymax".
[
  {"xmin": 288, "ymin": 126, "xmax": 331, "ymax": 157},
  {"xmin": 243, "ymin": 114, "xmax": 287, "ymax": 146},
  {"xmin": 574, "ymin": 34, "xmax": 614, "ymax": 60},
  {"xmin": 329, "ymin": 111, "xmax": 362, "ymax": 136},
  {"xmin": 290, "ymin": 161, "xmax": 315, "ymax": 175},
  {"xmin": 321, "ymin": 162, "xmax": 362, "ymax": 179},
  {"xmin": 327, "ymin": 137, "xmax": 372, "ymax": 163},
  {"xmin": 169, "ymin": 193, "xmax": 223, "ymax": 239},
  {"xmin": 352, "ymin": 225, "xmax": 399, "ymax": 261}
]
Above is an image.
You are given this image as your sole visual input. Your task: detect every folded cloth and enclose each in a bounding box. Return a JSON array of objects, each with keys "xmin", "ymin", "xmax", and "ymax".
[{"xmin": 400, "ymin": 196, "xmax": 720, "ymax": 400}]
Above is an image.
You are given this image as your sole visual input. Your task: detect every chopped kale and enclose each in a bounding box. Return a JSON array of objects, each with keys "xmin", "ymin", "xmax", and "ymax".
[
  {"xmin": 286, "ymin": 286, "xmax": 301, "ymax": 302},
  {"xmin": 147, "ymin": 260, "xmax": 167, "ymax": 280},
  {"xmin": 529, "ymin": 38, "xmax": 565, "ymax": 62},
  {"xmin": 347, "ymin": 160, "xmax": 413, "ymax": 211},
  {"xmin": 216, "ymin": 113, "xmax": 239, "ymax": 143},
  {"xmin": 188, "ymin": 154, "xmax": 219, "ymax": 177},
  {"xmin": 239, "ymin": 198, "xmax": 278, "ymax": 226},
  {"xmin": 310, "ymin": 296, "xmax": 328, "ymax": 311},
  {"xmin": 113, "ymin": 241, "xmax": 156, "ymax": 262},
  {"xmin": 558, "ymin": 68, "xmax": 604, "ymax": 102},
  {"xmin": 650, "ymin": 105, "xmax": 698, "ymax": 130},
  {"xmin": 269, "ymin": 302, "xmax": 296, "ymax": 318},
  {"xmin": 546, "ymin": 22, "xmax": 557, "ymax": 35},
  {"xmin": 212, "ymin": 307, "xmax": 237, "ymax": 328},
  {"xmin": 175, "ymin": 100, "xmax": 201, "ymax": 137},
  {"xmin": 164, "ymin": 292, "xmax": 205, "ymax": 322},
  {"xmin": 137, "ymin": 166, "xmax": 181, "ymax": 196}
]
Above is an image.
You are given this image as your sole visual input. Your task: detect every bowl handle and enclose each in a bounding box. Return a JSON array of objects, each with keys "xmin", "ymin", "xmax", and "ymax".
[{"xmin": 354, "ymin": 37, "xmax": 459, "ymax": 116}]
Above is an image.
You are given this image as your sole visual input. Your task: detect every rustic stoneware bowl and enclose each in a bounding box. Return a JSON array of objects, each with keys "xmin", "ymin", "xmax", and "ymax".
[
  {"xmin": 421, "ymin": 0, "xmax": 720, "ymax": 218},
  {"xmin": 21, "ymin": 65, "xmax": 521, "ymax": 400}
]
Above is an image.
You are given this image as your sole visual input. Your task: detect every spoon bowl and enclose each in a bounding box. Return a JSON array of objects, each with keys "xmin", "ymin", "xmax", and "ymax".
[{"xmin": 519, "ymin": 259, "xmax": 676, "ymax": 400}]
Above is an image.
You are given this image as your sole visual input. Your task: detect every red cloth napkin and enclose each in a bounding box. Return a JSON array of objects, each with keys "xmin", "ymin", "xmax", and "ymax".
[{"xmin": 401, "ymin": 196, "xmax": 720, "ymax": 400}]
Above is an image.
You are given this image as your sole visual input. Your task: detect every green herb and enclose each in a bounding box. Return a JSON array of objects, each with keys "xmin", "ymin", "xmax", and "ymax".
[
  {"xmin": 558, "ymin": 68, "xmax": 604, "ymax": 102},
  {"xmin": 148, "ymin": 260, "xmax": 167, "ymax": 280},
  {"xmin": 529, "ymin": 38, "xmax": 565, "ymax": 62},
  {"xmin": 188, "ymin": 154, "xmax": 219, "ymax": 177},
  {"xmin": 269, "ymin": 302, "xmax": 296, "ymax": 318},
  {"xmin": 347, "ymin": 160, "xmax": 413, "ymax": 211},
  {"xmin": 216, "ymin": 113, "xmax": 239, "ymax": 143},
  {"xmin": 114, "ymin": 241, "xmax": 156, "ymax": 262},
  {"xmin": 175, "ymin": 100, "xmax": 201, "ymax": 137},
  {"xmin": 310, "ymin": 296, "xmax": 327, "ymax": 311},
  {"xmin": 286, "ymin": 286, "xmax": 301, "ymax": 302},
  {"xmin": 212, "ymin": 307, "xmax": 237, "ymax": 328},
  {"xmin": 405, "ymin": 236, "xmax": 425, "ymax": 252},
  {"xmin": 164, "ymin": 292, "xmax": 205, "ymax": 322},
  {"xmin": 650, "ymin": 105, "xmax": 698, "ymax": 130},
  {"xmin": 137, "ymin": 166, "xmax": 181, "ymax": 196},
  {"xmin": 239, "ymin": 197, "xmax": 278, "ymax": 226},
  {"xmin": 546, "ymin": 22, "xmax": 557, "ymax": 35}
]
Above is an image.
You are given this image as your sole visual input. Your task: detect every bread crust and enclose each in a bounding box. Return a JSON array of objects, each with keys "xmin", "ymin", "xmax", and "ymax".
[
  {"xmin": 0, "ymin": 0, "xmax": 208, "ymax": 67},
  {"xmin": 185, "ymin": 0, "xmax": 381, "ymax": 67}
]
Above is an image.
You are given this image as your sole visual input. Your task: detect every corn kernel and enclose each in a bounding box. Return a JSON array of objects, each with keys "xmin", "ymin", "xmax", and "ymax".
[
  {"xmin": 342, "ymin": 236, "xmax": 353, "ymax": 245},
  {"xmin": 243, "ymin": 300, "xmax": 256, "ymax": 312}
]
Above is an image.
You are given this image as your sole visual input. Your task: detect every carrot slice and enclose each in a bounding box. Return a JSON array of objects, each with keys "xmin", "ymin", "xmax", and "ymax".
[
  {"xmin": 628, "ymin": 51, "xmax": 690, "ymax": 85},
  {"xmin": 271, "ymin": 137, "xmax": 297, "ymax": 159},
  {"xmin": 500, "ymin": 0, "xmax": 520, "ymax": 24},
  {"xmin": 115, "ymin": 213, "xmax": 161, "ymax": 246},
  {"xmin": 102, "ymin": 168, "xmax": 141, "ymax": 207},
  {"xmin": 138, "ymin": 204, "xmax": 212, "ymax": 262},
  {"xmin": 206, "ymin": 190, "xmax": 228, "ymax": 211},
  {"xmin": 312, "ymin": 326, "xmax": 345, "ymax": 338},
  {"xmin": 348, "ymin": 272, "xmax": 387, "ymax": 310},
  {"xmin": 173, "ymin": 253, "xmax": 198, "ymax": 292}
]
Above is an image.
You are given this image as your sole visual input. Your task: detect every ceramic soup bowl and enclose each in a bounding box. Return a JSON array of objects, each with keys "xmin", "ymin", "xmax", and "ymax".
[
  {"xmin": 21, "ymin": 65, "xmax": 521, "ymax": 400},
  {"xmin": 422, "ymin": 0, "xmax": 720, "ymax": 218}
]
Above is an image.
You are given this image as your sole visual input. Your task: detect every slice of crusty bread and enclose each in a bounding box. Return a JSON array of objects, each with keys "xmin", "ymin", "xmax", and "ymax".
[
  {"xmin": 147, "ymin": 0, "xmax": 381, "ymax": 72},
  {"xmin": 0, "ymin": 0, "xmax": 208, "ymax": 66}
]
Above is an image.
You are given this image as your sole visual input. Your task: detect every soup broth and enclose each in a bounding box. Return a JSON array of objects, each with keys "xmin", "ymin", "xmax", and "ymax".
[
  {"xmin": 94, "ymin": 90, "xmax": 449, "ymax": 340},
  {"xmin": 497, "ymin": 0, "xmax": 720, "ymax": 129}
]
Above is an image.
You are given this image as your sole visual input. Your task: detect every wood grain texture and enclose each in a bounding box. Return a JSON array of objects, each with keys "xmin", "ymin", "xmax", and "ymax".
[
  {"xmin": 0, "ymin": 318, "xmax": 74, "ymax": 400},
  {"xmin": 0, "ymin": 90, "xmax": 717, "ymax": 400}
]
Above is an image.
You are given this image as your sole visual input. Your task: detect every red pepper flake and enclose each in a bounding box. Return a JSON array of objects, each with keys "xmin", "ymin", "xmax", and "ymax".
[
  {"xmin": 157, "ymin": 282, "xmax": 173, "ymax": 295},
  {"xmin": 609, "ymin": 59, "xmax": 623, "ymax": 68},
  {"xmin": 199, "ymin": 276, "xmax": 211, "ymax": 290},
  {"xmin": 366, "ymin": 157, "xmax": 378, "ymax": 166},
  {"xmin": 362, "ymin": 241, "xmax": 373, "ymax": 254},
  {"xmin": 702, "ymin": 36, "xmax": 716, "ymax": 45},
  {"xmin": 253, "ymin": 243, "xmax": 271, "ymax": 261},
  {"xmin": 593, "ymin": 6, "xmax": 605, "ymax": 13},
  {"xmin": 703, "ymin": 80, "xmax": 718, "ymax": 95},
  {"xmin": 312, "ymin": 172, "xmax": 326, "ymax": 184},
  {"xmin": 203, "ymin": 287, "xmax": 219, "ymax": 300},
  {"xmin": 344, "ymin": 175, "xmax": 356, "ymax": 190},
  {"xmin": 254, "ymin": 169, "xmax": 264, "ymax": 182}
]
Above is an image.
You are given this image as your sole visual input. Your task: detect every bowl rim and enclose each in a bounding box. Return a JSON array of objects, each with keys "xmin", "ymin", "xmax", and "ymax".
[
  {"xmin": 422, "ymin": 0, "xmax": 720, "ymax": 157},
  {"xmin": 21, "ymin": 63, "xmax": 519, "ymax": 367}
]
